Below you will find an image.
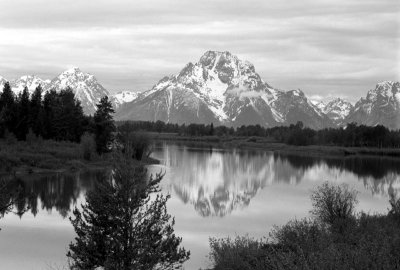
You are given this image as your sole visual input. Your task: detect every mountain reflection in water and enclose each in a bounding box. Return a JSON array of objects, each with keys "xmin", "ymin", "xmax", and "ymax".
[
  {"xmin": 151, "ymin": 143, "xmax": 400, "ymax": 217},
  {"xmin": 3, "ymin": 144, "xmax": 400, "ymax": 219}
]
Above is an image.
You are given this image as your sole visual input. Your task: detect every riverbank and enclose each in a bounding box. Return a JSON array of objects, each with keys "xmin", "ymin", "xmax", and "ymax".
[
  {"xmin": 0, "ymin": 139, "xmax": 159, "ymax": 175},
  {"xmin": 147, "ymin": 132, "xmax": 400, "ymax": 158}
]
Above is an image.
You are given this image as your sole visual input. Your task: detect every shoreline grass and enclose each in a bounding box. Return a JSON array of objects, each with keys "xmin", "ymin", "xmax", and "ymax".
[{"xmin": 0, "ymin": 139, "xmax": 159, "ymax": 175}]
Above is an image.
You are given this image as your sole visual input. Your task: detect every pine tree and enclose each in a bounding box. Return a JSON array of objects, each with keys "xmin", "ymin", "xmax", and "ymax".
[
  {"xmin": 68, "ymin": 147, "xmax": 190, "ymax": 269},
  {"xmin": 42, "ymin": 88, "xmax": 86, "ymax": 142},
  {"xmin": 94, "ymin": 96, "xmax": 115, "ymax": 154},
  {"xmin": 43, "ymin": 89, "xmax": 57, "ymax": 139},
  {"xmin": 0, "ymin": 82, "xmax": 16, "ymax": 137},
  {"xmin": 15, "ymin": 86, "xmax": 30, "ymax": 140},
  {"xmin": 30, "ymin": 85, "xmax": 45, "ymax": 136}
]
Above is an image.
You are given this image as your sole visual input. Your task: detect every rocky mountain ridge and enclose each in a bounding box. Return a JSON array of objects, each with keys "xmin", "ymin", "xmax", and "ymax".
[
  {"xmin": 1, "ymin": 52, "xmax": 398, "ymax": 129},
  {"xmin": 116, "ymin": 51, "xmax": 333, "ymax": 129}
]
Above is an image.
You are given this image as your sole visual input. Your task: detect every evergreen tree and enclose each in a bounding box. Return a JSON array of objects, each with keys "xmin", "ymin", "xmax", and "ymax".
[
  {"xmin": 42, "ymin": 88, "xmax": 85, "ymax": 142},
  {"xmin": 15, "ymin": 86, "xmax": 30, "ymax": 140},
  {"xmin": 30, "ymin": 85, "xmax": 45, "ymax": 136},
  {"xmin": 54, "ymin": 88, "xmax": 85, "ymax": 142},
  {"xmin": 94, "ymin": 96, "xmax": 115, "ymax": 154},
  {"xmin": 68, "ymin": 147, "xmax": 190, "ymax": 269},
  {"xmin": 0, "ymin": 82, "xmax": 16, "ymax": 137},
  {"xmin": 43, "ymin": 89, "xmax": 57, "ymax": 139}
]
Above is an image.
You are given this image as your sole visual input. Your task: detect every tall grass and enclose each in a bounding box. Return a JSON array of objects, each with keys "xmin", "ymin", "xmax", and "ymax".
[{"xmin": 0, "ymin": 137, "xmax": 95, "ymax": 173}]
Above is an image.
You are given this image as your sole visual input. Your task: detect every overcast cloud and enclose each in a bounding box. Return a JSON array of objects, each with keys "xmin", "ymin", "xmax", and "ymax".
[{"xmin": 0, "ymin": 0, "xmax": 399, "ymax": 101}]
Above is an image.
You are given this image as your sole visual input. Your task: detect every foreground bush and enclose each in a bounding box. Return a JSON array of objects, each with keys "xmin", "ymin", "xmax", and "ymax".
[{"xmin": 208, "ymin": 182, "xmax": 400, "ymax": 270}]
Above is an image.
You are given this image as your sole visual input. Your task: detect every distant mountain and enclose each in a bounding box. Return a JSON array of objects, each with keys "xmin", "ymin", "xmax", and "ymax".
[
  {"xmin": 311, "ymin": 98, "xmax": 353, "ymax": 125},
  {"xmin": 324, "ymin": 98, "xmax": 353, "ymax": 125},
  {"xmin": 43, "ymin": 67, "xmax": 110, "ymax": 115},
  {"xmin": 346, "ymin": 81, "xmax": 400, "ymax": 129},
  {"xmin": 0, "ymin": 68, "xmax": 136, "ymax": 115},
  {"xmin": 0, "ymin": 75, "xmax": 50, "ymax": 95},
  {"xmin": 12, "ymin": 75, "xmax": 51, "ymax": 95},
  {"xmin": 116, "ymin": 51, "xmax": 332, "ymax": 129},
  {"xmin": 110, "ymin": 91, "xmax": 139, "ymax": 109},
  {"xmin": 1, "ymin": 61, "xmax": 399, "ymax": 129}
]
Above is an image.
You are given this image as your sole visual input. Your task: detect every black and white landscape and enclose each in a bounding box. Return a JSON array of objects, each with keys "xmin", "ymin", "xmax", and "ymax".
[{"xmin": 1, "ymin": 0, "xmax": 399, "ymax": 269}]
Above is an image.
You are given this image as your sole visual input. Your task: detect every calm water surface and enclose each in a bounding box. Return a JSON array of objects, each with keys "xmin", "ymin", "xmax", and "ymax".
[{"xmin": 1, "ymin": 142, "xmax": 400, "ymax": 269}]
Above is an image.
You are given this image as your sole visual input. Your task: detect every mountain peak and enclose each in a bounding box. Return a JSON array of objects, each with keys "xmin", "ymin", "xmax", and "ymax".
[
  {"xmin": 46, "ymin": 67, "xmax": 109, "ymax": 115},
  {"xmin": 198, "ymin": 50, "xmax": 244, "ymax": 71},
  {"xmin": 366, "ymin": 80, "xmax": 400, "ymax": 101}
]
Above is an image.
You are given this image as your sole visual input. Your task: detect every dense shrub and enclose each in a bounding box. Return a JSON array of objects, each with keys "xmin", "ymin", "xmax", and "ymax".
[
  {"xmin": 310, "ymin": 182, "xmax": 358, "ymax": 228},
  {"xmin": 208, "ymin": 183, "xmax": 400, "ymax": 270},
  {"xmin": 117, "ymin": 131, "xmax": 152, "ymax": 161},
  {"xmin": 208, "ymin": 236, "xmax": 270, "ymax": 270}
]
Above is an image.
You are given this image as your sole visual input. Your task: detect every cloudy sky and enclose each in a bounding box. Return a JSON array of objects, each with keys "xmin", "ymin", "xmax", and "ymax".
[{"xmin": 0, "ymin": 0, "xmax": 399, "ymax": 101}]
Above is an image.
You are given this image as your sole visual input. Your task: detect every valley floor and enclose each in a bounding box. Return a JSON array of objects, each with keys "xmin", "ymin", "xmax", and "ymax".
[{"xmin": 148, "ymin": 132, "xmax": 400, "ymax": 159}]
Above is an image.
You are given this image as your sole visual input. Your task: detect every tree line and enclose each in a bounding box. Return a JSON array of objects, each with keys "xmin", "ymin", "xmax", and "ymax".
[
  {"xmin": 0, "ymin": 82, "xmax": 115, "ymax": 154},
  {"xmin": 118, "ymin": 120, "xmax": 400, "ymax": 148}
]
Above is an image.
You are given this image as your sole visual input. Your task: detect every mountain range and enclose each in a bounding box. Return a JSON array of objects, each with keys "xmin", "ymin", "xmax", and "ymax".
[
  {"xmin": 0, "ymin": 68, "xmax": 136, "ymax": 115},
  {"xmin": 1, "ymin": 51, "xmax": 399, "ymax": 129}
]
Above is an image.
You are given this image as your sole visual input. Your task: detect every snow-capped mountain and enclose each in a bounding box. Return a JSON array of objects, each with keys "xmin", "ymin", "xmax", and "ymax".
[
  {"xmin": 44, "ymin": 67, "xmax": 110, "ymax": 115},
  {"xmin": 116, "ymin": 51, "xmax": 333, "ymax": 129},
  {"xmin": 0, "ymin": 69, "xmax": 112, "ymax": 115},
  {"xmin": 110, "ymin": 91, "xmax": 139, "ymax": 109},
  {"xmin": 11, "ymin": 75, "xmax": 50, "ymax": 95},
  {"xmin": 346, "ymin": 81, "xmax": 400, "ymax": 129},
  {"xmin": 310, "ymin": 100, "xmax": 327, "ymax": 112},
  {"xmin": 311, "ymin": 98, "xmax": 353, "ymax": 125},
  {"xmin": 0, "ymin": 75, "xmax": 50, "ymax": 95},
  {"xmin": 324, "ymin": 98, "xmax": 353, "ymax": 124}
]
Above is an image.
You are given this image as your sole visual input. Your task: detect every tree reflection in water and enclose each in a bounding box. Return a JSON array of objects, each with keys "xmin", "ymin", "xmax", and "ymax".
[
  {"xmin": 1, "ymin": 170, "xmax": 102, "ymax": 219},
  {"xmin": 3, "ymin": 145, "xmax": 400, "ymax": 219}
]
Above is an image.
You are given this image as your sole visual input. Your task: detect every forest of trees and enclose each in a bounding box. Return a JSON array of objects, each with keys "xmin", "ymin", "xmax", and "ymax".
[
  {"xmin": 0, "ymin": 82, "xmax": 116, "ymax": 155},
  {"xmin": 0, "ymin": 82, "xmax": 92, "ymax": 142},
  {"xmin": 118, "ymin": 120, "xmax": 400, "ymax": 148}
]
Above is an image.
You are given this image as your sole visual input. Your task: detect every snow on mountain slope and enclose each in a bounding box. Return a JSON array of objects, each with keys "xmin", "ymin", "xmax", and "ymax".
[
  {"xmin": 0, "ymin": 75, "xmax": 50, "ymax": 95},
  {"xmin": 310, "ymin": 100, "xmax": 326, "ymax": 112},
  {"xmin": 11, "ymin": 75, "xmax": 50, "ymax": 95},
  {"xmin": 323, "ymin": 98, "xmax": 353, "ymax": 124},
  {"xmin": 110, "ymin": 91, "xmax": 139, "ymax": 109},
  {"xmin": 0, "ymin": 76, "xmax": 6, "ymax": 89},
  {"xmin": 44, "ymin": 67, "xmax": 110, "ymax": 115},
  {"xmin": 116, "ymin": 51, "xmax": 332, "ymax": 129},
  {"xmin": 346, "ymin": 81, "xmax": 400, "ymax": 129},
  {"xmin": 310, "ymin": 98, "xmax": 353, "ymax": 125}
]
